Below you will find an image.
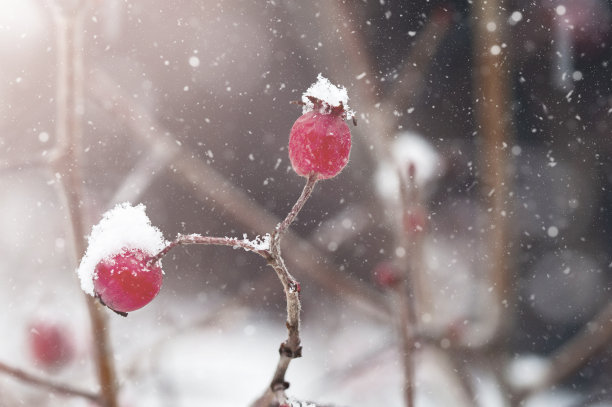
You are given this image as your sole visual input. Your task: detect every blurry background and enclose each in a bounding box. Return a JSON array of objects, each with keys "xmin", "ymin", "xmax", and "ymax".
[{"xmin": 0, "ymin": 0, "xmax": 611, "ymax": 406}]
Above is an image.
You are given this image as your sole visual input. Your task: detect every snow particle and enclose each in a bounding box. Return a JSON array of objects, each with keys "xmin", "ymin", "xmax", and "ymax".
[
  {"xmin": 486, "ymin": 21, "xmax": 497, "ymax": 32},
  {"xmin": 555, "ymin": 5, "xmax": 566, "ymax": 16},
  {"xmin": 490, "ymin": 45, "xmax": 501, "ymax": 56},
  {"xmin": 244, "ymin": 325, "xmax": 256, "ymax": 336},
  {"xmin": 395, "ymin": 246, "xmax": 406, "ymax": 258},
  {"xmin": 327, "ymin": 241, "xmax": 338, "ymax": 252},
  {"xmin": 38, "ymin": 131, "xmax": 49, "ymax": 143},
  {"xmin": 507, "ymin": 355, "xmax": 549, "ymax": 390},
  {"xmin": 509, "ymin": 11, "xmax": 523, "ymax": 24},
  {"xmin": 547, "ymin": 226, "xmax": 559, "ymax": 238},
  {"xmin": 341, "ymin": 218, "xmax": 353, "ymax": 229}
]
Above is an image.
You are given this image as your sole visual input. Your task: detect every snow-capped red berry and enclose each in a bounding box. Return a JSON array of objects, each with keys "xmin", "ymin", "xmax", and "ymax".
[
  {"xmin": 77, "ymin": 203, "xmax": 166, "ymax": 314},
  {"xmin": 29, "ymin": 321, "xmax": 74, "ymax": 370},
  {"xmin": 93, "ymin": 248, "xmax": 163, "ymax": 313},
  {"xmin": 288, "ymin": 74, "xmax": 355, "ymax": 179},
  {"xmin": 289, "ymin": 110, "xmax": 351, "ymax": 179}
]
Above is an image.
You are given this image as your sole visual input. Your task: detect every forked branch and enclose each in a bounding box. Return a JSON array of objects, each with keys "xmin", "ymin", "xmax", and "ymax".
[{"xmin": 152, "ymin": 175, "xmax": 318, "ymax": 405}]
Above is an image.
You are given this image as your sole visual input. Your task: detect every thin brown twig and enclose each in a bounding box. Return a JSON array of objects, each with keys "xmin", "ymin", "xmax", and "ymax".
[
  {"xmin": 472, "ymin": 0, "xmax": 514, "ymax": 341},
  {"xmin": 0, "ymin": 361, "xmax": 99, "ymax": 403},
  {"xmin": 262, "ymin": 174, "xmax": 318, "ymax": 400},
  {"xmin": 151, "ymin": 177, "xmax": 317, "ymax": 405},
  {"xmin": 149, "ymin": 234, "xmax": 271, "ymax": 266},
  {"xmin": 393, "ymin": 168, "xmax": 424, "ymax": 407},
  {"xmin": 50, "ymin": 4, "xmax": 119, "ymax": 407},
  {"xmin": 274, "ymin": 173, "xmax": 318, "ymax": 239}
]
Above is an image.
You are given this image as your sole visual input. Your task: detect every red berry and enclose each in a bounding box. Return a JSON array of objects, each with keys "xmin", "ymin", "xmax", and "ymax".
[
  {"xmin": 288, "ymin": 110, "xmax": 351, "ymax": 179},
  {"xmin": 372, "ymin": 261, "xmax": 402, "ymax": 288},
  {"xmin": 93, "ymin": 248, "xmax": 163, "ymax": 313},
  {"xmin": 29, "ymin": 321, "xmax": 74, "ymax": 370}
]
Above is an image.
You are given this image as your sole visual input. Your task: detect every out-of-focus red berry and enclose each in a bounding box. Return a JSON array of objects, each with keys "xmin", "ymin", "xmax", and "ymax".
[
  {"xmin": 93, "ymin": 248, "xmax": 163, "ymax": 313},
  {"xmin": 288, "ymin": 110, "xmax": 351, "ymax": 179},
  {"xmin": 29, "ymin": 321, "xmax": 74, "ymax": 370},
  {"xmin": 372, "ymin": 261, "xmax": 402, "ymax": 288}
]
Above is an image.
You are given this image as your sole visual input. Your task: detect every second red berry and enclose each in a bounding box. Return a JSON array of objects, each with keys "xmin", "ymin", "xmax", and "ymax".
[{"xmin": 288, "ymin": 110, "xmax": 351, "ymax": 180}]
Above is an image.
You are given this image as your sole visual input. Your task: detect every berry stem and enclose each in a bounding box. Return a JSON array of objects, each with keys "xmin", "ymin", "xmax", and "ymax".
[
  {"xmin": 252, "ymin": 175, "xmax": 318, "ymax": 405},
  {"xmin": 150, "ymin": 234, "xmax": 272, "ymax": 265},
  {"xmin": 0, "ymin": 361, "xmax": 99, "ymax": 403},
  {"xmin": 275, "ymin": 172, "xmax": 318, "ymax": 240}
]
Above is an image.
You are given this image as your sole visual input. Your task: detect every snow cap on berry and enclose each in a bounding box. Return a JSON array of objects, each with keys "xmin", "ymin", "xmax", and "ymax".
[
  {"xmin": 77, "ymin": 203, "xmax": 166, "ymax": 296},
  {"xmin": 301, "ymin": 73, "xmax": 355, "ymax": 121}
]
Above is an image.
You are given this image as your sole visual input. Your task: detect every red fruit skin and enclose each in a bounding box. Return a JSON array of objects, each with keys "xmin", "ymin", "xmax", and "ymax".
[
  {"xmin": 29, "ymin": 322, "xmax": 74, "ymax": 370},
  {"xmin": 288, "ymin": 111, "xmax": 351, "ymax": 179},
  {"xmin": 93, "ymin": 248, "xmax": 163, "ymax": 313},
  {"xmin": 372, "ymin": 261, "xmax": 402, "ymax": 288}
]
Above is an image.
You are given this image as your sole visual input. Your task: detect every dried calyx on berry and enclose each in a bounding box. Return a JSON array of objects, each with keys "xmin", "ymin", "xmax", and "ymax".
[
  {"xmin": 288, "ymin": 74, "xmax": 355, "ymax": 180},
  {"xmin": 77, "ymin": 203, "xmax": 167, "ymax": 315}
]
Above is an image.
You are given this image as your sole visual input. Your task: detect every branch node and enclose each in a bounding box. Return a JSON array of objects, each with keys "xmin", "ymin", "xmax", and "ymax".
[
  {"xmin": 279, "ymin": 343, "xmax": 302, "ymax": 359},
  {"xmin": 271, "ymin": 381, "xmax": 290, "ymax": 391}
]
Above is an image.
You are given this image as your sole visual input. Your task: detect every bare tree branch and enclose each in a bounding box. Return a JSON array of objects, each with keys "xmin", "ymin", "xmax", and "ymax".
[
  {"xmin": 393, "ymin": 168, "xmax": 426, "ymax": 407},
  {"xmin": 151, "ymin": 176, "xmax": 318, "ymax": 406},
  {"xmin": 472, "ymin": 0, "xmax": 515, "ymax": 340},
  {"xmin": 0, "ymin": 361, "xmax": 99, "ymax": 403},
  {"xmin": 50, "ymin": 4, "xmax": 119, "ymax": 407},
  {"xmin": 150, "ymin": 234, "xmax": 271, "ymax": 265}
]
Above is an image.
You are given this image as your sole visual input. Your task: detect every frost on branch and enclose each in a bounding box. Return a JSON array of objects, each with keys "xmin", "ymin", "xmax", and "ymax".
[
  {"xmin": 301, "ymin": 73, "xmax": 355, "ymax": 121},
  {"xmin": 76, "ymin": 202, "xmax": 166, "ymax": 296},
  {"xmin": 241, "ymin": 233, "xmax": 271, "ymax": 251}
]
